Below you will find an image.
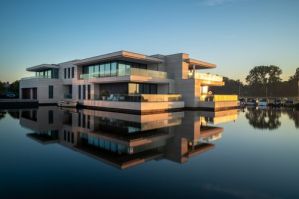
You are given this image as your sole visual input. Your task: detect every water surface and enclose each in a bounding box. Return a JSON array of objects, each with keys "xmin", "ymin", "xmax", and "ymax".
[{"xmin": 0, "ymin": 107, "xmax": 298, "ymax": 199}]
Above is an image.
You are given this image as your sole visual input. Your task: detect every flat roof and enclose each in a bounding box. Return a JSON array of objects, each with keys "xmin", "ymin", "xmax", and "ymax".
[
  {"xmin": 74, "ymin": 50, "xmax": 164, "ymax": 66},
  {"xmin": 185, "ymin": 58, "xmax": 216, "ymax": 69},
  {"xmin": 26, "ymin": 64, "xmax": 60, "ymax": 72}
]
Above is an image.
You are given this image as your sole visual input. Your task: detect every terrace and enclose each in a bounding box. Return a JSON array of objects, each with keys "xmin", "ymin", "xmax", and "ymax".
[{"xmin": 80, "ymin": 67, "xmax": 167, "ymax": 80}]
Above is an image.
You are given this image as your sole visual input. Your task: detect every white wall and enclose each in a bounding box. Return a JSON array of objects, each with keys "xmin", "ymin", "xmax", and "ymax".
[{"xmin": 20, "ymin": 78, "xmax": 63, "ymax": 104}]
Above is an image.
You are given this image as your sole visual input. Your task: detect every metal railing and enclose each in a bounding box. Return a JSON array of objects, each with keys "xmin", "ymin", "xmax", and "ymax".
[
  {"xmin": 93, "ymin": 94, "xmax": 182, "ymax": 102},
  {"xmin": 200, "ymin": 95, "xmax": 238, "ymax": 102},
  {"xmin": 80, "ymin": 68, "xmax": 167, "ymax": 80},
  {"xmin": 188, "ymin": 72, "xmax": 223, "ymax": 82}
]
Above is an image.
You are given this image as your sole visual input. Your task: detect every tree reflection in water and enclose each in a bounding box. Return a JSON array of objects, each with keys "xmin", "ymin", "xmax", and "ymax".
[
  {"xmin": 245, "ymin": 108, "xmax": 281, "ymax": 130},
  {"xmin": 8, "ymin": 111, "xmax": 20, "ymax": 120},
  {"xmin": 283, "ymin": 108, "xmax": 299, "ymax": 129},
  {"xmin": 0, "ymin": 111, "xmax": 6, "ymax": 121}
]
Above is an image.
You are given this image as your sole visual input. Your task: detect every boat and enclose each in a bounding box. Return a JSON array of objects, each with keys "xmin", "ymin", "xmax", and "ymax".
[
  {"xmin": 57, "ymin": 100, "xmax": 77, "ymax": 108},
  {"xmin": 273, "ymin": 98, "xmax": 282, "ymax": 107},
  {"xmin": 283, "ymin": 98, "xmax": 294, "ymax": 107},
  {"xmin": 246, "ymin": 98, "xmax": 257, "ymax": 106},
  {"xmin": 239, "ymin": 98, "xmax": 246, "ymax": 107},
  {"xmin": 258, "ymin": 98, "xmax": 268, "ymax": 106}
]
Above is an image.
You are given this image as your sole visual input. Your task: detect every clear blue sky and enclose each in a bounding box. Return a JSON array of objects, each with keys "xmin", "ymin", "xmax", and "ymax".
[{"xmin": 0, "ymin": 0, "xmax": 298, "ymax": 82}]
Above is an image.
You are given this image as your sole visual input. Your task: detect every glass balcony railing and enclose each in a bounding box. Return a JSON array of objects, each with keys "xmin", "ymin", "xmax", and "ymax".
[
  {"xmin": 93, "ymin": 94, "xmax": 182, "ymax": 102},
  {"xmin": 200, "ymin": 95, "xmax": 238, "ymax": 102},
  {"xmin": 80, "ymin": 68, "xmax": 167, "ymax": 80},
  {"xmin": 188, "ymin": 72, "xmax": 223, "ymax": 82},
  {"xmin": 21, "ymin": 75, "xmax": 58, "ymax": 80}
]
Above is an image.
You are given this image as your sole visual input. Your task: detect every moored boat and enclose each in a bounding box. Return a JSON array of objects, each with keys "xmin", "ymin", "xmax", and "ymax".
[
  {"xmin": 57, "ymin": 100, "xmax": 77, "ymax": 108},
  {"xmin": 246, "ymin": 98, "xmax": 257, "ymax": 106},
  {"xmin": 258, "ymin": 98, "xmax": 268, "ymax": 106}
]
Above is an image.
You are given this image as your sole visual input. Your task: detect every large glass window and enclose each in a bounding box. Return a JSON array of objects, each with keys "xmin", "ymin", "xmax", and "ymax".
[
  {"xmin": 111, "ymin": 62, "xmax": 117, "ymax": 76},
  {"xmin": 128, "ymin": 83, "xmax": 157, "ymax": 94},
  {"xmin": 128, "ymin": 83, "xmax": 139, "ymax": 94},
  {"xmin": 104, "ymin": 63, "xmax": 110, "ymax": 76},
  {"xmin": 100, "ymin": 64, "xmax": 105, "ymax": 77},
  {"xmin": 118, "ymin": 63, "xmax": 127, "ymax": 76},
  {"xmin": 81, "ymin": 61, "xmax": 149, "ymax": 78},
  {"xmin": 88, "ymin": 65, "xmax": 94, "ymax": 76},
  {"xmin": 94, "ymin": 65, "xmax": 99, "ymax": 77}
]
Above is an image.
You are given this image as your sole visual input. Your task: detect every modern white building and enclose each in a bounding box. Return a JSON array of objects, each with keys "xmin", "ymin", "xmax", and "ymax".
[{"xmin": 20, "ymin": 50, "xmax": 238, "ymax": 113}]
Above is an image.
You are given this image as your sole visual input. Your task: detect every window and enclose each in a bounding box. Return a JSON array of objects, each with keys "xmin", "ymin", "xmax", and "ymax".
[
  {"xmin": 78, "ymin": 85, "xmax": 81, "ymax": 99},
  {"xmin": 94, "ymin": 65, "xmax": 99, "ymax": 77},
  {"xmin": 83, "ymin": 85, "xmax": 86, "ymax": 99},
  {"xmin": 48, "ymin": 110, "xmax": 53, "ymax": 124},
  {"xmin": 111, "ymin": 62, "xmax": 117, "ymax": 76},
  {"xmin": 201, "ymin": 86, "xmax": 208, "ymax": 94},
  {"xmin": 64, "ymin": 68, "xmax": 67, "ymax": 79},
  {"xmin": 129, "ymin": 83, "xmax": 139, "ymax": 94},
  {"xmin": 100, "ymin": 64, "xmax": 105, "ymax": 77},
  {"xmin": 118, "ymin": 63, "xmax": 126, "ymax": 76},
  {"xmin": 71, "ymin": 67, "xmax": 74, "ymax": 78},
  {"xmin": 128, "ymin": 83, "xmax": 157, "ymax": 94},
  {"xmin": 150, "ymin": 84, "xmax": 157, "ymax": 94},
  {"xmin": 49, "ymin": 85, "xmax": 53, "ymax": 99},
  {"xmin": 68, "ymin": 68, "xmax": 70, "ymax": 78},
  {"xmin": 53, "ymin": 69, "xmax": 59, "ymax": 78},
  {"xmin": 83, "ymin": 66, "xmax": 88, "ymax": 74},
  {"xmin": 87, "ymin": 85, "xmax": 91, "ymax": 100},
  {"xmin": 104, "ymin": 63, "xmax": 110, "ymax": 76}
]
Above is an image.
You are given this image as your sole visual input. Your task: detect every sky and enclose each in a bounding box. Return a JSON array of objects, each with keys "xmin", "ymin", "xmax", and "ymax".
[{"xmin": 0, "ymin": 0, "xmax": 298, "ymax": 83}]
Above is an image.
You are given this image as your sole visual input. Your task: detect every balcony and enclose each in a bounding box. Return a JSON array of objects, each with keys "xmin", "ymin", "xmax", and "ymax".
[
  {"xmin": 80, "ymin": 68, "xmax": 167, "ymax": 80},
  {"xmin": 200, "ymin": 95, "xmax": 238, "ymax": 102},
  {"xmin": 21, "ymin": 75, "xmax": 58, "ymax": 80},
  {"xmin": 188, "ymin": 72, "xmax": 223, "ymax": 82},
  {"xmin": 93, "ymin": 94, "xmax": 182, "ymax": 102},
  {"xmin": 82, "ymin": 93, "xmax": 184, "ymax": 113}
]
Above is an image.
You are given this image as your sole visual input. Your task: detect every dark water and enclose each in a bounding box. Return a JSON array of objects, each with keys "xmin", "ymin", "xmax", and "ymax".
[{"xmin": 0, "ymin": 107, "xmax": 298, "ymax": 199}]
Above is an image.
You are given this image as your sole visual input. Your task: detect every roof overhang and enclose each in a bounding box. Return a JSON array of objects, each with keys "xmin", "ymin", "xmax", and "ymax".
[
  {"xmin": 185, "ymin": 58, "xmax": 216, "ymax": 69},
  {"xmin": 199, "ymin": 80, "xmax": 225, "ymax": 86},
  {"xmin": 74, "ymin": 51, "xmax": 164, "ymax": 66},
  {"xmin": 26, "ymin": 64, "xmax": 59, "ymax": 72}
]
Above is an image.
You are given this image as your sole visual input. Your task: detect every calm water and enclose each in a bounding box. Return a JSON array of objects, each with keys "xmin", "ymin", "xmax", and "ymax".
[{"xmin": 0, "ymin": 107, "xmax": 298, "ymax": 199}]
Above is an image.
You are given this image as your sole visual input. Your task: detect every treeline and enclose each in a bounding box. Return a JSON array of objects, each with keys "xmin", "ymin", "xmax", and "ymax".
[
  {"xmin": 211, "ymin": 66, "xmax": 299, "ymax": 97},
  {"xmin": 0, "ymin": 80, "xmax": 20, "ymax": 96}
]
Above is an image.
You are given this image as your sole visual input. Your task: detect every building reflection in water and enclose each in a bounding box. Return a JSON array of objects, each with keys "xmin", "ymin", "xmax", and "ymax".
[{"xmin": 19, "ymin": 107, "xmax": 238, "ymax": 169}]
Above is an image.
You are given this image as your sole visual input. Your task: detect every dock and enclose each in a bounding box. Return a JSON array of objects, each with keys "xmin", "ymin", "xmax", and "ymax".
[{"xmin": 0, "ymin": 99, "xmax": 38, "ymax": 109}]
